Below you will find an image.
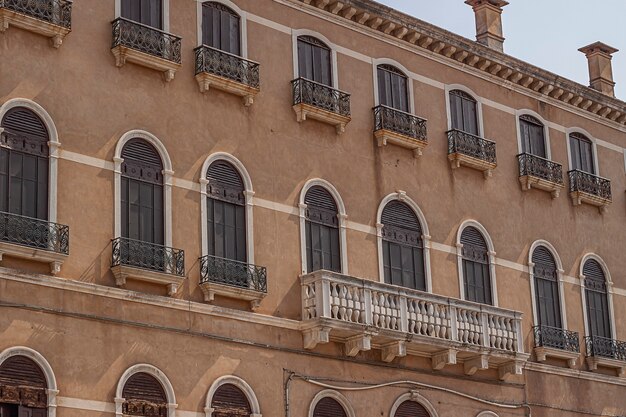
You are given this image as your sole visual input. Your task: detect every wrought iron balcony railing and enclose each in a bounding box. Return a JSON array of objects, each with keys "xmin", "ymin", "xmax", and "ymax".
[
  {"xmin": 585, "ymin": 335, "xmax": 626, "ymax": 361},
  {"xmin": 0, "ymin": 0, "xmax": 72, "ymax": 28},
  {"xmin": 518, "ymin": 153, "xmax": 564, "ymax": 185},
  {"xmin": 447, "ymin": 129, "xmax": 496, "ymax": 164},
  {"xmin": 111, "ymin": 17, "xmax": 181, "ymax": 64},
  {"xmin": 292, "ymin": 77, "xmax": 351, "ymax": 117},
  {"xmin": 0, "ymin": 211, "xmax": 69, "ymax": 254},
  {"xmin": 373, "ymin": 105, "xmax": 427, "ymax": 141},
  {"xmin": 111, "ymin": 237, "xmax": 184, "ymax": 276},
  {"xmin": 200, "ymin": 255, "xmax": 267, "ymax": 293},
  {"xmin": 533, "ymin": 325, "xmax": 579, "ymax": 353},
  {"xmin": 194, "ymin": 45, "xmax": 260, "ymax": 88},
  {"xmin": 568, "ymin": 170, "xmax": 612, "ymax": 201}
]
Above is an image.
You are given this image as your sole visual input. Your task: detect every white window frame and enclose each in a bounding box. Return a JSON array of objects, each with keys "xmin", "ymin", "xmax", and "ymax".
[
  {"xmin": 299, "ymin": 178, "xmax": 348, "ymax": 275},
  {"xmin": 455, "ymin": 219, "xmax": 498, "ymax": 306},
  {"xmin": 308, "ymin": 389, "xmax": 355, "ymax": 417},
  {"xmin": 565, "ymin": 127, "xmax": 601, "ymax": 175},
  {"xmin": 376, "ymin": 191, "xmax": 431, "ymax": 292},
  {"xmin": 372, "ymin": 58, "xmax": 415, "ymax": 114},
  {"xmin": 200, "ymin": 152, "xmax": 255, "ymax": 263},
  {"xmin": 514, "ymin": 109, "xmax": 552, "ymax": 159},
  {"xmin": 115, "ymin": 363, "xmax": 177, "ymax": 417},
  {"xmin": 204, "ymin": 375, "xmax": 261, "ymax": 417},
  {"xmin": 528, "ymin": 240, "xmax": 567, "ymax": 329},
  {"xmin": 389, "ymin": 392, "xmax": 439, "ymax": 417},
  {"xmin": 291, "ymin": 29, "xmax": 339, "ymax": 88},
  {"xmin": 114, "ymin": 0, "xmax": 171, "ymax": 31},
  {"xmin": 444, "ymin": 84, "xmax": 485, "ymax": 137},
  {"xmin": 0, "ymin": 346, "xmax": 59, "ymax": 417},
  {"xmin": 113, "ymin": 130, "xmax": 174, "ymax": 247},
  {"xmin": 0, "ymin": 98, "xmax": 60, "ymax": 223},
  {"xmin": 579, "ymin": 253, "xmax": 616, "ymax": 339},
  {"xmin": 195, "ymin": 0, "xmax": 248, "ymax": 56}
]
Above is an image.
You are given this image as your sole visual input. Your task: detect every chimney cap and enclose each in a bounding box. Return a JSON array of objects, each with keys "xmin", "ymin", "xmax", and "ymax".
[
  {"xmin": 578, "ymin": 42, "xmax": 619, "ymax": 56},
  {"xmin": 464, "ymin": 0, "xmax": 509, "ymax": 8}
]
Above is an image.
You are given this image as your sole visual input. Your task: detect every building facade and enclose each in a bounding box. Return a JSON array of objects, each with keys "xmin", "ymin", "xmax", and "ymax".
[{"xmin": 1, "ymin": 0, "xmax": 626, "ymax": 416}]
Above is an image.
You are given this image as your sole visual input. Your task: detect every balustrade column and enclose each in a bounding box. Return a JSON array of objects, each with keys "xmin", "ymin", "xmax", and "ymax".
[
  {"xmin": 399, "ymin": 295, "xmax": 408, "ymax": 332},
  {"xmin": 317, "ymin": 277, "xmax": 331, "ymax": 318},
  {"xmin": 514, "ymin": 316, "xmax": 524, "ymax": 353},
  {"xmin": 363, "ymin": 288, "xmax": 373, "ymax": 326},
  {"xmin": 449, "ymin": 305, "xmax": 459, "ymax": 341},
  {"xmin": 480, "ymin": 312, "xmax": 490, "ymax": 347}
]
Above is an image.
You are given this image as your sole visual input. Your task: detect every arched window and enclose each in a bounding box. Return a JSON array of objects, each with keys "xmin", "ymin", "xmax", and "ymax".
[
  {"xmin": 202, "ymin": 1, "xmax": 241, "ymax": 55},
  {"xmin": 211, "ymin": 383, "xmax": 252, "ymax": 416},
  {"xmin": 0, "ymin": 107, "xmax": 49, "ymax": 220},
  {"xmin": 122, "ymin": 372, "xmax": 168, "ymax": 417},
  {"xmin": 532, "ymin": 246, "xmax": 561, "ymax": 328},
  {"xmin": 304, "ymin": 186, "xmax": 340, "ymax": 273},
  {"xmin": 297, "ymin": 36, "xmax": 332, "ymax": 86},
  {"xmin": 569, "ymin": 132, "xmax": 595, "ymax": 174},
  {"xmin": 449, "ymin": 89, "xmax": 479, "ymax": 136},
  {"xmin": 519, "ymin": 114, "xmax": 546, "ymax": 158},
  {"xmin": 460, "ymin": 226, "xmax": 492, "ymax": 305},
  {"xmin": 313, "ymin": 397, "xmax": 347, "ymax": 417},
  {"xmin": 583, "ymin": 259, "xmax": 611, "ymax": 338},
  {"xmin": 381, "ymin": 200, "xmax": 425, "ymax": 290},
  {"xmin": 393, "ymin": 400, "xmax": 431, "ymax": 417},
  {"xmin": 377, "ymin": 64, "xmax": 409, "ymax": 112},
  {"xmin": 206, "ymin": 160, "xmax": 246, "ymax": 263},
  {"xmin": 121, "ymin": 0, "xmax": 163, "ymax": 29},
  {"xmin": 0, "ymin": 355, "xmax": 48, "ymax": 416}
]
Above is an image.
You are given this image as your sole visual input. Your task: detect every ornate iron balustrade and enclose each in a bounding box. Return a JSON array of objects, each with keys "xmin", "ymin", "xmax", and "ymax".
[
  {"xmin": 568, "ymin": 170, "xmax": 612, "ymax": 201},
  {"xmin": 0, "ymin": 0, "xmax": 72, "ymax": 28},
  {"xmin": 518, "ymin": 153, "xmax": 563, "ymax": 185},
  {"xmin": 111, "ymin": 237, "xmax": 184, "ymax": 276},
  {"xmin": 194, "ymin": 45, "xmax": 260, "ymax": 88},
  {"xmin": 533, "ymin": 325, "xmax": 579, "ymax": 353},
  {"xmin": 0, "ymin": 211, "xmax": 69, "ymax": 254},
  {"xmin": 373, "ymin": 105, "xmax": 427, "ymax": 141},
  {"xmin": 585, "ymin": 335, "xmax": 626, "ymax": 361},
  {"xmin": 200, "ymin": 255, "xmax": 267, "ymax": 293},
  {"xmin": 111, "ymin": 18, "xmax": 181, "ymax": 64},
  {"xmin": 292, "ymin": 77, "xmax": 350, "ymax": 117},
  {"xmin": 447, "ymin": 129, "xmax": 496, "ymax": 164}
]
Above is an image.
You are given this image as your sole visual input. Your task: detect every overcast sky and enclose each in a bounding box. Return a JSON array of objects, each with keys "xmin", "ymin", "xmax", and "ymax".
[{"xmin": 376, "ymin": 0, "xmax": 626, "ymax": 99}]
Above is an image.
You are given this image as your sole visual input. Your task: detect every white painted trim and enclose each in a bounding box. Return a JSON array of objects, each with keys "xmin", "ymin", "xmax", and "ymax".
[
  {"xmin": 291, "ymin": 29, "xmax": 339, "ymax": 88},
  {"xmin": 113, "ymin": 130, "xmax": 174, "ymax": 248},
  {"xmin": 204, "ymin": 375, "xmax": 261, "ymax": 417},
  {"xmin": 299, "ymin": 178, "xmax": 348, "ymax": 274},
  {"xmin": 195, "ymin": 0, "xmax": 249, "ymax": 57},
  {"xmin": 115, "ymin": 364, "xmax": 177, "ymax": 417},
  {"xmin": 375, "ymin": 191, "xmax": 432, "ymax": 293},
  {"xmin": 579, "ymin": 253, "xmax": 616, "ymax": 339},
  {"xmin": 475, "ymin": 412, "xmax": 499, "ymax": 417},
  {"xmin": 308, "ymin": 390, "xmax": 355, "ymax": 417},
  {"xmin": 0, "ymin": 346, "xmax": 59, "ymax": 417},
  {"xmin": 389, "ymin": 392, "xmax": 439, "ymax": 417},
  {"xmin": 114, "ymin": 0, "xmax": 170, "ymax": 31},
  {"xmin": 371, "ymin": 58, "xmax": 415, "ymax": 114},
  {"xmin": 444, "ymin": 84, "xmax": 485, "ymax": 137},
  {"xmin": 200, "ymin": 152, "xmax": 255, "ymax": 264},
  {"xmin": 455, "ymin": 220, "xmax": 498, "ymax": 306},
  {"xmin": 0, "ymin": 98, "xmax": 60, "ymax": 223},
  {"xmin": 514, "ymin": 109, "xmax": 553, "ymax": 160},
  {"xmin": 528, "ymin": 240, "xmax": 568, "ymax": 329},
  {"xmin": 565, "ymin": 127, "xmax": 601, "ymax": 176}
]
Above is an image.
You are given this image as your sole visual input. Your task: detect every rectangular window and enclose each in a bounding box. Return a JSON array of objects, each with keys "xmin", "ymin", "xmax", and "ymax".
[
  {"xmin": 377, "ymin": 67, "xmax": 409, "ymax": 112},
  {"xmin": 298, "ymin": 38, "xmax": 332, "ymax": 86},
  {"xmin": 202, "ymin": 3, "xmax": 241, "ymax": 55},
  {"xmin": 449, "ymin": 91, "xmax": 479, "ymax": 136},
  {"xmin": 121, "ymin": 0, "xmax": 163, "ymax": 29},
  {"xmin": 463, "ymin": 260, "xmax": 492, "ymax": 305},
  {"xmin": 586, "ymin": 289, "xmax": 611, "ymax": 338},
  {"xmin": 535, "ymin": 277, "xmax": 561, "ymax": 328},
  {"xmin": 306, "ymin": 221, "xmax": 340, "ymax": 273}
]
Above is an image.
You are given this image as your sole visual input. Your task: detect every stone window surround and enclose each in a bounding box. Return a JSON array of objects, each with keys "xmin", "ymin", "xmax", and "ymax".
[
  {"xmin": 204, "ymin": 375, "xmax": 261, "ymax": 417},
  {"xmin": 114, "ymin": 363, "xmax": 177, "ymax": 417},
  {"xmin": 579, "ymin": 253, "xmax": 616, "ymax": 339}
]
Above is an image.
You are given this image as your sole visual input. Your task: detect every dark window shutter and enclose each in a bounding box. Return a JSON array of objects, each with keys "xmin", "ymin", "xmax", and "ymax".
[
  {"xmin": 460, "ymin": 226, "xmax": 488, "ymax": 251},
  {"xmin": 519, "ymin": 114, "xmax": 546, "ymax": 158},
  {"xmin": 569, "ymin": 132, "xmax": 595, "ymax": 173},
  {"xmin": 377, "ymin": 65, "xmax": 409, "ymax": 112},
  {"xmin": 1, "ymin": 108, "xmax": 48, "ymax": 141},
  {"xmin": 313, "ymin": 397, "xmax": 347, "ymax": 417},
  {"xmin": 207, "ymin": 160, "xmax": 245, "ymax": 205},
  {"xmin": 381, "ymin": 200, "xmax": 421, "ymax": 232},
  {"xmin": 305, "ymin": 186, "xmax": 341, "ymax": 273},
  {"xmin": 121, "ymin": 0, "xmax": 163, "ymax": 29},
  {"xmin": 532, "ymin": 246, "xmax": 561, "ymax": 328},
  {"xmin": 202, "ymin": 1, "xmax": 241, "ymax": 55},
  {"xmin": 0, "ymin": 356, "xmax": 47, "ymax": 388},
  {"xmin": 297, "ymin": 36, "xmax": 332, "ymax": 86},
  {"xmin": 394, "ymin": 400, "xmax": 431, "ymax": 417},
  {"xmin": 211, "ymin": 384, "xmax": 252, "ymax": 416},
  {"xmin": 532, "ymin": 246, "xmax": 557, "ymax": 271},
  {"xmin": 461, "ymin": 226, "xmax": 492, "ymax": 305},
  {"xmin": 583, "ymin": 259, "xmax": 606, "ymax": 284},
  {"xmin": 305, "ymin": 186, "xmax": 338, "ymax": 214},
  {"xmin": 583, "ymin": 259, "xmax": 611, "ymax": 338},
  {"xmin": 449, "ymin": 90, "xmax": 478, "ymax": 136},
  {"xmin": 123, "ymin": 373, "xmax": 167, "ymax": 404}
]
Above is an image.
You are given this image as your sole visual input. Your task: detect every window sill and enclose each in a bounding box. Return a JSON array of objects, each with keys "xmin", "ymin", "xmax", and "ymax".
[
  {"xmin": 195, "ymin": 72, "xmax": 260, "ymax": 106},
  {"xmin": 448, "ymin": 152, "xmax": 497, "ymax": 179},
  {"xmin": 520, "ymin": 175, "xmax": 564, "ymax": 199},
  {"xmin": 111, "ymin": 45, "xmax": 181, "ymax": 82},
  {"xmin": 586, "ymin": 355, "xmax": 626, "ymax": 378},
  {"xmin": 534, "ymin": 346, "xmax": 579, "ymax": 368},
  {"xmin": 0, "ymin": 8, "xmax": 70, "ymax": 48},
  {"xmin": 0, "ymin": 240, "xmax": 67, "ymax": 275},
  {"xmin": 112, "ymin": 264, "xmax": 185, "ymax": 296},
  {"xmin": 199, "ymin": 280, "xmax": 266, "ymax": 311},
  {"xmin": 374, "ymin": 128, "xmax": 428, "ymax": 158},
  {"xmin": 570, "ymin": 190, "xmax": 611, "ymax": 214},
  {"xmin": 293, "ymin": 103, "xmax": 351, "ymax": 135}
]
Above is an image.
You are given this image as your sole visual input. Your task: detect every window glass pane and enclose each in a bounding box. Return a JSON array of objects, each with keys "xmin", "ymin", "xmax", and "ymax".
[
  {"xmin": 462, "ymin": 97, "xmax": 478, "ymax": 135},
  {"xmin": 36, "ymin": 158, "xmax": 48, "ymax": 220},
  {"xmin": 214, "ymin": 201, "xmax": 225, "ymax": 257},
  {"xmin": 383, "ymin": 240, "xmax": 391, "ymax": 284},
  {"xmin": 450, "ymin": 94, "xmax": 463, "ymax": 131},
  {"xmin": 0, "ymin": 149, "xmax": 8, "ymax": 213},
  {"xmin": 413, "ymin": 248, "xmax": 425, "ymax": 291}
]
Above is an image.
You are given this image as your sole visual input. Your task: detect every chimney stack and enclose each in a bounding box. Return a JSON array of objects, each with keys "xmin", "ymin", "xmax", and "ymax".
[
  {"xmin": 578, "ymin": 42, "xmax": 619, "ymax": 97},
  {"xmin": 465, "ymin": 0, "xmax": 508, "ymax": 52}
]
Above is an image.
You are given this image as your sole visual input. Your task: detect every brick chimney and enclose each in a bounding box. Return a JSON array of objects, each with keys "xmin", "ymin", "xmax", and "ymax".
[
  {"xmin": 465, "ymin": 0, "xmax": 508, "ymax": 52},
  {"xmin": 578, "ymin": 42, "xmax": 619, "ymax": 97}
]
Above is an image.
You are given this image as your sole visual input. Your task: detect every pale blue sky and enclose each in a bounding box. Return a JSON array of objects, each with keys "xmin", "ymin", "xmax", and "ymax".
[{"xmin": 376, "ymin": 0, "xmax": 626, "ymax": 99}]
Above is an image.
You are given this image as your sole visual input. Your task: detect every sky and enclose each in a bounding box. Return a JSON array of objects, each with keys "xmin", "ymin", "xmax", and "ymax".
[{"xmin": 376, "ymin": 0, "xmax": 626, "ymax": 100}]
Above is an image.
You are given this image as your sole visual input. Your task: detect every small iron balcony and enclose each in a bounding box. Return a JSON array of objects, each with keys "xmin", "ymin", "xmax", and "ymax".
[
  {"xmin": 194, "ymin": 45, "xmax": 260, "ymax": 105},
  {"xmin": 373, "ymin": 105, "xmax": 428, "ymax": 157},
  {"xmin": 292, "ymin": 77, "xmax": 351, "ymax": 134},
  {"xmin": 585, "ymin": 335, "xmax": 626, "ymax": 377},
  {"xmin": 111, "ymin": 17, "xmax": 182, "ymax": 81},
  {"xmin": 533, "ymin": 325, "xmax": 580, "ymax": 368},
  {"xmin": 199, "ymin": 255, "xmax": 267, "ymax": 310},
  {"xmin": 568, "ymin": 169, "xmax": 611, "ymax": 213},
  {"xmin": 447, "ymin": 129, "xmax": 497, "ymax": 178},
  {"xmin": 0, "ymin": 0, "xmax": 72, "ymax": 47},
  {"xmin": 518, "ymin": 153, "xmax": 564, "ymax": 198}
]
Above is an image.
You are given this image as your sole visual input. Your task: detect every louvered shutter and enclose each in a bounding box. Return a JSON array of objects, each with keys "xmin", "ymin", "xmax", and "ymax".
[
  {"xmin": 121, "ymin": 139, "xmax": 163, "ymax": 184},
  {"xmin": 305, "ymin": 186, "xmax": 338, "ymax": 226},
  {"xmin": 382, "ymin": 201, "xmax": 421, "ymax": 233},
  {"xmin": 211, "ymin": 384, "xmax": 251, "ymax": 417},
  {"xmin": 122, "ymin": 373, "xmax": 167, "ymax": 417},
  {"xmin": 394, "ymin": 400, "xmax": 431, "ymax": 417},
  {"xmin": 461, "ymin": 226, "xmax": 492, "ymax": 304},
  {"xmin": 461, "ymin": 226, "xmax": 488, "ymax": 252},
  {"xmin": 0, "ymin": 356, "xmax": 48, "ymax": 409},
  {"xmin": 313, "ymin": 397, "xmax": 347, "ymax": 417},
  {"xmin": 583, "ymin": 259, "xmax": 611, "ymax": 338},
  {"xmin": 532, "ymin": 246, "xmax": 561, "ymax": 328},
  {"xmin": 1, "ymin": 108, "xmax": 48, "ymax": 142},
  {"xmin": 305, "ymin": 186, "xmax": 341, "ymax": 273},
  {"xmin": 207, "ymin": 160, "xmax": 245, "ymax": 205}
]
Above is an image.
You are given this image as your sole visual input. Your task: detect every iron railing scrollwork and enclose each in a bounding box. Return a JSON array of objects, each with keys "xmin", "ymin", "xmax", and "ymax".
[
  {"xmin": 585, "ymin": 335, "xmax": 626, "ymax": 361},
  {"xmin": 533, "ymin": 325, "xmax": 580, "ymax": 353},
  {"xmin": 447, "ymin": 129, "xmax": 496, "ymax": 164},
  {"xmin": 0, "ymin": 0, "xmax": 72, "ymax": 28},
  {"xmin": 111, "ymin": 237, "xmax": 184, "ymax": 276},
  {"xmin": 111, "ymin": 18, "xmax": 181, "ymax": 64},
  {"xmin": 518, "ymin": 153, "xmax": 563, "ymax": 185},
  {"xmin": 373, "ymin": 105, "xmax": 427, "ymax": 141},
  {"xmin": 200, "ymin": 255, "xmax": 267, "ymax": 293},
  {"xmin": 292, "ymin": 78, "xmax": 350, "ymax": 117},
  {"xmin": 0, "ymin": 211, "xmax": 69, "ymax": 254},
  {"xmin": 568, "ymin": 170, "xmax": 612, "ymax": 201},
  {"xmin": 194, "ymin": 45, "xmax": 260, "ymax": 88}
]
